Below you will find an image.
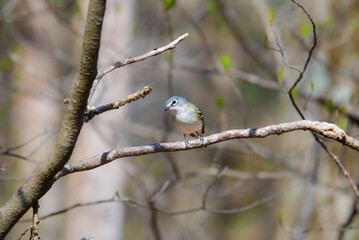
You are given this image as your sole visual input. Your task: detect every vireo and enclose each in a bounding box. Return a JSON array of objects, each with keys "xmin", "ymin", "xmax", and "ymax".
[{"xmin": 163, "ymin": 96, "xmax": 205, "ymax": 147}]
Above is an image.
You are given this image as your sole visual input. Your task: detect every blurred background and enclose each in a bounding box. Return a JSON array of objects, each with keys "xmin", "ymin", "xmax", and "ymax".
[{"xmin": 1, "ymin": 0, "xmax": 359, "ymax": 239}]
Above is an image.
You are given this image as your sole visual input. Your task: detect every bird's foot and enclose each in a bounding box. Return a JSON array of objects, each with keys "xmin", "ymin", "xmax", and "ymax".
[
  {"xmin": 198, "ymin": 135, "xmax": 204, "ymax": 144},
  {"xmin": 184, "ymin": 135, "xmax": 190, "ymax": 148}
]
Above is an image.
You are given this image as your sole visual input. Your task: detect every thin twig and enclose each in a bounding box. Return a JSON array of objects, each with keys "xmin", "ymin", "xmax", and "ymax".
[
  {"xmin": 202, "ymin": 168, "xmax": 299, "ymax": 180},
  {"xmin": 271, "ymin": 32, "xmax": 303, "ymax": 74},
  {"xmin": 24, "ymin": 180, "xmax": 303, "ymax": 221},
  {"xmin": 17, "ymin": 203, "xmax": 41, "ymax": 240},
  {"xmin": 0, "ymin": 151, "xmax": 37, "ymax": 163},
  {"xmin": 150, "ymin": 180, "xmax": 171, "ymax": 203},
  {"xmin": 317, "ymin": 139, "xmax": 359, "ymax": 198},
  {"xmin": 202, "ymin": 168, "xmax": 227, "ymax": 210},
  {"xmin": 285, "ymin": 0, "xmax": 359, "ymax": 199},
  {"xmin": 288, "ymin": 0, "xmax": 317, "ymax": 119},
  {"xmin": 84, "ymin": 86, "xmax": 153, "ymax": 122},
  {"xmin": 17, "ymin": 226, "xmax": 32, "ymax": 240},
  {"xmin": 30, "ymin": 202, "xmax": 40, "ymax": 240},
  {"xmin": 27, "ymin": 193, "xmax": 119, "ymax": 221},
  {"xmin": 88, "ymin": 33, "xmax": 189, "ymax": 103},
  {"xmin": 0, "ymin": 130, "xmax": 49, "ymax": 163},
  {"xmin": 206, "ymin": 181, "xmax": 304, "ymax": 214},
  {"xmin": 338, "ymin": 198, "xmax": 359, "ymax": 240}
]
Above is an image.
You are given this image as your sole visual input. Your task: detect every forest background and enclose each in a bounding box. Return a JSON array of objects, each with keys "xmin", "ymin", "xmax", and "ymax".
[{"xmin": 1, "ymin": 0, "xmax": 359, "ymax": 239}]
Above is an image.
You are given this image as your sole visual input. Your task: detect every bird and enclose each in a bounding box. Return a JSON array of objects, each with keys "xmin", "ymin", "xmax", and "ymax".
[{"xmin": 163, "ymin": 96, "xmax": 205, "ymax": 147}]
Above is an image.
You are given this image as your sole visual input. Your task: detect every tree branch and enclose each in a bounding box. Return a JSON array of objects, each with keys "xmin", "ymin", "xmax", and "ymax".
[
  {"xmin": 288, "ymin": 0, "xmax": 317, "ymax": 119},
  {"xmin": 283, "ymin": 1, "xmax": 359, "ymax": 199},
  {"xmin": 56, "ymin": 120, "xmax": 359, "ymax": 178},
  {"xmin": 84, "ymin": 86, "xmax": 153, "ymax": 122},
  {"xmin": 88, "ymin": 32, "xmax": 189, "ymax": 103},
  {"xmin": 0, "ymin": 0, "xmax": 106, "ymax": 238}
]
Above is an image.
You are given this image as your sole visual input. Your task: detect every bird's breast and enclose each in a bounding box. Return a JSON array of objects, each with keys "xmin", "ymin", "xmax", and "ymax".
[{"xmin": 173, "ymin": 111, "xmax": 202, "ymax": 135}]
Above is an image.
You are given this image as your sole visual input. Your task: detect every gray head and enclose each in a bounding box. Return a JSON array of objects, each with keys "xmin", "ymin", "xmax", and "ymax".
[{"xmin": 163, "ymin": 96, "xmax": 188, "ymax": 111}]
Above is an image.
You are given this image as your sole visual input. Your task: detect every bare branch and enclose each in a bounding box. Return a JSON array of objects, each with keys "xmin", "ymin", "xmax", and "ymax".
[
  {"xmin": 56, "ymin": 120, "xmax": 359, "ymax": 178},
  {"xmin": 0, "ymin": 151, "xmax": 37, "ymax": 163},
  {"xmin": 88, "ymin": 33, "xmax": 189, "ymax": 103},
  {"xmin": 288, "ymin": 0, "xmax": 317, "ymax": 93},
  {"xmin": 36, "ymin": 194, "xmax": 118, "ymax": 221},
  {"xmin": 0, "ymin": 130, "xmax": 49, "ymax": 163},
  {"xmin": 202, "ymin": 168, "xmax": 300, "ymax": 180},
  {"xmin": 30, "ymin": 202, "xmax": 40, "ymax": 240},
  {"xmin": 288, "ymin": 0, "xmax": 317, "ymax": 119},
  {"xmin": 17, "ymin": 226, "xmax": 32, "ymax": 240},
  {"xmin": 17, "ymin": 203, "xmax": 40, "ymax": 240},
  {"xmin": 84, "ymin": 86, "xmax": 153, "ymax": 122},
  {"xmin": 0, "ymin": 0, "xmax": 107, "ymax": 237},
  {"xmin": 274, "ymin": 1, "xmax": 358, "ymax": 199},
  {"xmin": 338, "ymin": 198, "xmax": 359, "ymax": 240},
  {"xmin": 202, "ymin": 168, "xmax": 227, "ymax": 209},
  {"xmin": 29, "ymin": 181, "xmax": 303, "ymax": 221},
  {"xmin": 270, "ymin": 32, "xmax": 303, "ymax": 74},
  {"xmin": 281, "ymin": 0, "xmax": 359, "ymax": 201},
  {"xmin": 149, "ymin": 180, "xmax": 171, "ymax": 203},
  {"xmin": 205, "ymin": 181, "xmax": 304, "ymax": 214}
]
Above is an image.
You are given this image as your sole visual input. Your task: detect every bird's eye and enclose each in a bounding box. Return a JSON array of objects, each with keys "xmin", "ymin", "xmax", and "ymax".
[{"xmin": 171, "ymin": 99, "xmax": 177, "ymax": 105}]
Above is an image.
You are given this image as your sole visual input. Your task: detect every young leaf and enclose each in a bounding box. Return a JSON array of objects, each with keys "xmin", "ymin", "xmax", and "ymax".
[
  {"xmin": 310, "ymin": 80, "xmax": 314, "ymax": 91},
  {"xmin": 340, "ymin": 105, "xmax": 346, "ymax": 114},
  {"xmin": 0, "ymin": 58, "xmax": 13, "ymax": 72},
  {"xmin": 73, "ymin": 2, "xmax": 82, "ymax": 18},
  {"xmin": 208, "ymin": 1, "xmax": 217, "ymax": 13},
  {"xmin": 164, "ymin": 0, "xmax": 176, "ymax": 11},
  {"xmin": 115, "ymin": 4, "xmax": 121, "ymax": 12},
  {"xmin": 326, "ymin": 15, "xmax": 335, "ymax": 29},
  {"xmin": 166, "ymin": 52, "xmax": 173, "ymax": 62},
  {"xmin": 291, "ymin": 88, "xmax": 299, "ymax": 100},
  {"xmin": 301, "ymin": 23, "xmax": 312, "ymax": 38},
  {"xmin": 220, "ymin": 54, "xmax": 232, "ymax": 71},
  {"xmin": 216, "ymin": 96, "xmax": 225, "ymax": 109},
  {"xmin": 335, "ymin": 109, "xmax": 339, "ymax": 119},
  {"xmin": 279, "ymin": 211, "xmax": 284, "ymax": 225},
  {"xmin": 277, "ymin": 66, "xmax": 284, "ymax": 85},
  {"xmin": 10, "ymin": 44, "xmax": 20, "ymax": 54},
  {"xmin": 338, "ymin": 116, "xmax": 348, "ymax": 130},
  {"xmin": 264, "ymin": 34, "xmax": 268, "ymax": 47},
  {"xmin": 326, "ymin": 99, "xmax": 334, "ymax": 114},
  {"xmin": 349, "ymin": 92, "xmax": 355, "ymax": 104},
  {"xmin": 350, "ymin": 19, "xmax": 358, "ymax": 31},
  {"xmin": 131, "ymin": 24, "xmax": 137, "ymax": 33},
  {"xmin": 268, "ymin": 7, "xmax": 276, "ymax": 26}
]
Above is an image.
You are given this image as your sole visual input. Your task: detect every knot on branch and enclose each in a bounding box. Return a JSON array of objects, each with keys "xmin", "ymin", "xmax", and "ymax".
[
  {"xmin": 319, "ymin": 122, "xmax": 346, "ymax": 141},
  {"xmin": 113, "ymin": 62, "xmax": 123, "ymax": 68}
]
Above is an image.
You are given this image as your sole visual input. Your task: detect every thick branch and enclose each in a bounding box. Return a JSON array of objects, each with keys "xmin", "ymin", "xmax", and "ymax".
[
  {"xmin": 56, "ymin": 120, "xmax": 358, "ymax": 179},
  {"xmin": 0, "ymin": 0, "xmax": 106, "ymax": 238}
]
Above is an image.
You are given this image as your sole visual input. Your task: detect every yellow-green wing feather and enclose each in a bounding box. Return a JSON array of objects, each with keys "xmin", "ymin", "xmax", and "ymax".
[{"xmin": 195, "ymin": 105, "xmax": 205, "ymax": 134}]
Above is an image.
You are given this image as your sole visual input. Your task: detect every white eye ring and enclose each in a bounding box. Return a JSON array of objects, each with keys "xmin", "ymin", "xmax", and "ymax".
[{"xmin": 171, "ymin": 99, "xmax": 177, "ymax": 105}]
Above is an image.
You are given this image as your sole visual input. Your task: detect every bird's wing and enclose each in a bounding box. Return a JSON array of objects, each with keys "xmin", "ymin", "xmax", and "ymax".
[{"xmin": 196, "ymin": 106, "xmax": 205, "ymax": 134}]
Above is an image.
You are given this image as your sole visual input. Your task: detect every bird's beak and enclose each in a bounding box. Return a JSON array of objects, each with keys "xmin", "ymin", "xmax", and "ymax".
[{"xmin": 163, "ymin": 106, "xmax": 169, "ymax": 111}]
